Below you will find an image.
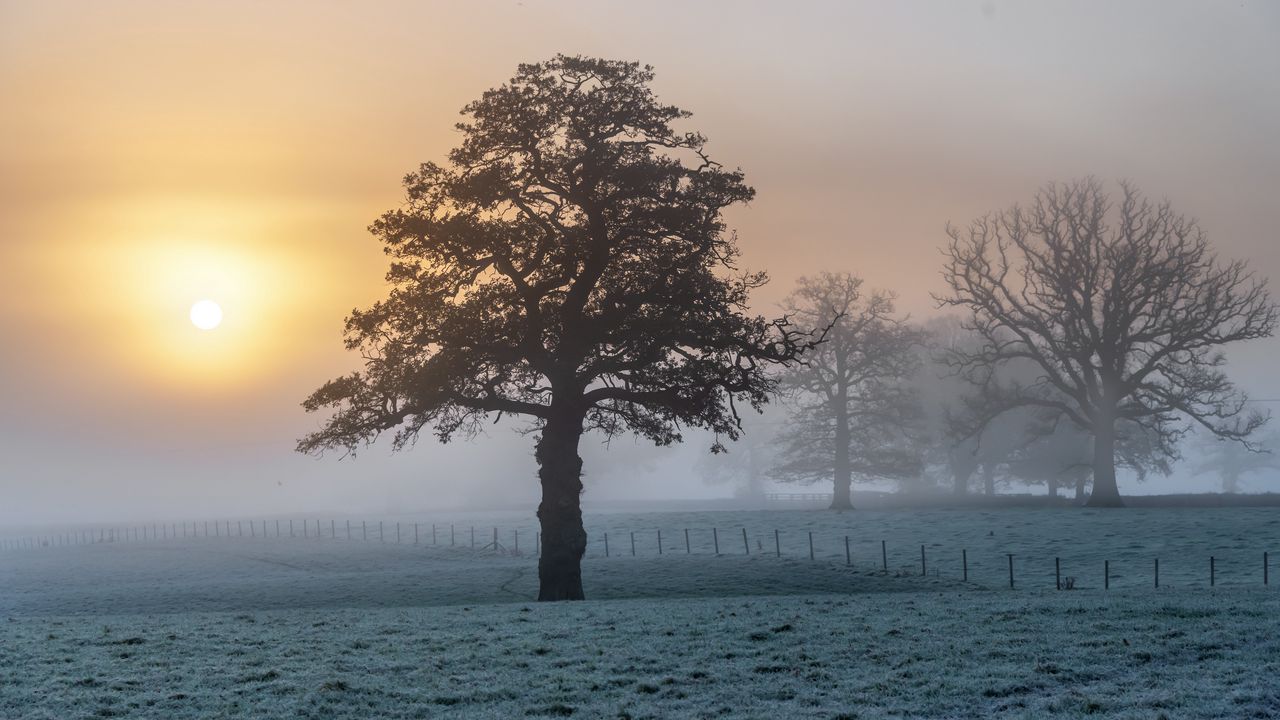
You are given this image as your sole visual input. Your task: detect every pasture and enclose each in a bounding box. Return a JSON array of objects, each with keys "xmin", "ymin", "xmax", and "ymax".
[{"xmin": 2, "ymin": 507, "xmax": 1277, "ymax": 718}]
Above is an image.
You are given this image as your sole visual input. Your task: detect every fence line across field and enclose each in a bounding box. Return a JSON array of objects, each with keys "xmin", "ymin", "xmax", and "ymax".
[{"xmin": 1, "ymin": 519, "xmax": 1274, "ymax": 592}]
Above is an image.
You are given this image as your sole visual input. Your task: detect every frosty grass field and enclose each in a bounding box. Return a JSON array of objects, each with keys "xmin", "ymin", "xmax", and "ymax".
[{"xmin": 2, "ymin": 507, "xmax": 1278, "ymax": 718}]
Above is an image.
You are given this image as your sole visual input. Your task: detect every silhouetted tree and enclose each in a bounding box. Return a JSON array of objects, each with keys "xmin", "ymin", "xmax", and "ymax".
[
  {"xmin": 939, "ymin": 178, "xmax": 1276, "ymax": 506},
  {"xmin": 771, "ymin": 273, "xmax": 923, "ymax": 509},
  {"xmin": 297, "ymin": 56, "xmax": 813, "ymax": 600}
]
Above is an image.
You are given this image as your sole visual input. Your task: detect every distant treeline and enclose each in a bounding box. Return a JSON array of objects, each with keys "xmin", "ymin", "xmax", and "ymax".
[{"xmin": 823, "ymin": 492, "xmax": 1280, "ymax": 510}]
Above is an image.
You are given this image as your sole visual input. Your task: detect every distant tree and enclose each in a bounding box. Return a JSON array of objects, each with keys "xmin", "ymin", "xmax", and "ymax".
[
  {"xmin": 297, "ymin": 56, "xmax": 813, "ymax": 601},
  {"xmin": 771, "ymin": 273, "xmax": 924, "ymax": 509},
  {"xmin": 1190, "ymin": 430, "xmax": 1280, "ymax": 493},
  {"xmin": 939, "ymin": 178, "xmax": 1277, "ymax": 507},
  {"xmin": 694, "ymin": 410, "xmax": 780, "ymax": 501},
  {"xmin": 918, "ymin": 317, "xmax": 1046, "ymax": 496},
  {"xmin": 1002, "ymin": 417, "xmax": 1174, "ymax": 499}
]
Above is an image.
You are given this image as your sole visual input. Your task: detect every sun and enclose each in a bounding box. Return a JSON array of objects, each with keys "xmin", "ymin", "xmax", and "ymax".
[{"xmin": 189, "ymin": 300, "xmax": 223, "ymax": 330}]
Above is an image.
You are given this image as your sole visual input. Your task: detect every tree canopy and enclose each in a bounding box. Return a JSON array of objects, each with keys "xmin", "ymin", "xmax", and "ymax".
[{"xmin": 298, "ymin": 55, "xmax": 813, "ymax": 599}]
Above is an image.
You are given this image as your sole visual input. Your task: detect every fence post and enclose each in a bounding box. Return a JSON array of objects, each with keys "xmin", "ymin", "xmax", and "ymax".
[
  {"xmin": 469, "ymin": 525, "xmax": 473, "ymax": 549},
  {"xmin": 742, "ymin": 528, "xmax": 749, "ymax": 555},
  {"xmin": 1105, "ymin": 560, "xmax": 1110, "ymax": 590},
  {"xmin": 397, "ymin": 523, "xmax": 401, "ymax": 544},
  {"xmin": 316, "ymin": 519, "xmax": 321, "ymax": 538},
  {"xmin": 631, "ymin": 531, "xmax": 636, "ymax": 556},
  {"xmin": 450, "ymin": 524, "xmax": 455, "ymax": 546},
  {"xmin": 303, "ymin": 519, "xmax": 307, "ymax": 539},
  {"xmin": 514, "ymin": 529, "xmax": 518, "ymax": 554},
  {"xmin": 1210, "ymin": 556, "xmax": 1215, "ymax": 587},
  {"xmin": 381, "ymin": 521, "xmax": 385, "ymax": 543},
  {"xmin": 346, "ymin": 520, "xmax": 351, "ymax": 540},
  {"xmin": 1055, "ymin": 557, "xmax": 1061, "ymax": 590},
  {"xmin": 844, "ymin": 536, "xmax": 850, "ymax": 566},
  {"xmin": 250, "ymin": 521, "xmax": 255, "ymax": 538},
  {"xmin": 657, "ymin": 529, "xmax": 662, "ymax": 555},
  {"xmin": 685, "ymin": 528, "xmax": 690, "ymax": 554},
  {"xmin": 881, "ymin": 540, "xmax": 887, "ymax": 571},
  {"xmin": 415, "ymin": 523, "xmax": 419, "ymax": 545},
  {"xmin": 1008, "ymin": 554, "xmax": 1015, "ymax": 589},
  {"xmin": 775, "ymin": 529, "xmax": 781, "ymax": 558},
  {"xmin": 1155, "ymin": 558, "xmax": 1159, "ymax": 588},
  {"xmin": 362, "ymin": 521, "xmax": 367, "ymax": 541},
  {"xmin": 920, "ymin": 545, "xmax": 926, "ymax": 576},
  {"xmin": 1265, "ymin": 552, "xmax": 1269, "ymax": 586},
  {"xmin": 331, "ymin": 519, "xmax": 335, "ymax": 539},
  {"xmin": 713, "ymin": 528, "xmax": 719, "ymax": 556},
  {"xmin": 492, "ymin": 527, "xmax": 497, "ymax": 549},
  {"xmin": 808, "ymin": 532, "xmax": 814, "ymax": 561},
  {"xmin": 288, "ymin": 519, "xmax": 293, "ymax": 538},
  {"xmin": 536, "ymin": 532, "xmax": 540, "ymax": 556},
  {"xmin": 433, "ymin": 523, "xmax": 437, "ymax": 545},
  {"xmin": 604, "ymin": 533, "xmax": 609, "ymax": 558},
  {"xmin": 962, "ymin": 549, "xmax": 968, "ymax": 582}
]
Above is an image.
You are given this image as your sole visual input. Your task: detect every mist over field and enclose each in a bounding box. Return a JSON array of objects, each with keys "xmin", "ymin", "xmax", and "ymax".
[{"xmin": 3, "ymin": 2, "xmax": 1280, "ymax": 719}]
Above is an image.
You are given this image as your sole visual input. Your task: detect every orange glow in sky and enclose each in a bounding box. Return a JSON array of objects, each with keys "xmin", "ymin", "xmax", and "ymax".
[{"xmin": 1, "ymin": 1, "xmax": 1278, "ymax": 521}]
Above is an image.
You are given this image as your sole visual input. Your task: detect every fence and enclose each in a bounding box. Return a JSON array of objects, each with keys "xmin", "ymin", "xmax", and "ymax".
[
  {"xmin": 1, "ymin": 519, "xmax": 1273, "ymax": 593},
  {"xmin": 763, "ymin": 493, "xmax": 834, "ymax": 505}
]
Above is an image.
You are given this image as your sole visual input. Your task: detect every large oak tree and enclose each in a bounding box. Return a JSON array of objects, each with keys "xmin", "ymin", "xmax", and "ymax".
[
  {"xmin": 939, "ymin": 178, "xmax": 1276, "ymax": 506},
  {"xmin": 297, "ymin": 56, "xmax": 812, "ymax": 600}
]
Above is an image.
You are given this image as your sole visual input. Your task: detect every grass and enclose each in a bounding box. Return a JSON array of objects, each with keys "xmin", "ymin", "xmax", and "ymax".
[{"xmin": 2, "ymin": 507, "xmax": 1278, "ymax": 718}]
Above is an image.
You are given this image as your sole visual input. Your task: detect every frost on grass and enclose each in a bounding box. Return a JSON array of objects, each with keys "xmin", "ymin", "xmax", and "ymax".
[
  {"xmin": 3, "ymin": 591, "xmax": 1279, "ymax": 719},
  {"xmin": 2, "ymin": 507, "xmax": 1278, "ymax": 718}
]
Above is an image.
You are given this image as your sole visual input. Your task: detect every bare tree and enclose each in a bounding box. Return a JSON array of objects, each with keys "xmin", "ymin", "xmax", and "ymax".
[
  {"xmin": 772, "ymin": 273, "xmax": 924, "ymax": 509},
  {"xmin": 1190, "ymin": 429, "xmax": 1280, "ymax": 493},
  {"xmin": 297, "ymin": 56, "xmax": 813, "ymax": 600},
  {"xmin": 939, "ymin": 178, "xmax": 1276, "ymax": 506}
]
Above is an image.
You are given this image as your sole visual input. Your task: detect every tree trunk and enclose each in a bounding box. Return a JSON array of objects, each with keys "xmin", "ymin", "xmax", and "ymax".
[
  {"xmin": 951, "ymin": 446, "xmax": 976, "ymax": 495},
  {"xmin": 982, "ymin": 463, "xmax": 996, "ymax": 496},
  {"xmin": 535, "ymin": 410, "xmax": 588, "ymax": 601},
  {"xmin": 1086, "ymin": 417, "xmax": 1124, "ymax": 507},
  {"xmin": 830, "ymin": 396, "xmax": 854, "ymax": 510}
]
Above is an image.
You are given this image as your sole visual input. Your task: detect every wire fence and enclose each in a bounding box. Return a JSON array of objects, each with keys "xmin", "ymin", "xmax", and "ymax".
[{"xmin": 1, "ymin": 518, "xmax": 1274, "ymax": 593}]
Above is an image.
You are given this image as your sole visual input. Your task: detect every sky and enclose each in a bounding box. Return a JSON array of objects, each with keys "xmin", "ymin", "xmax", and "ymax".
[{"xmin": 2, "ymin": 1, "xmax": 1279, "ymax": 524}]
